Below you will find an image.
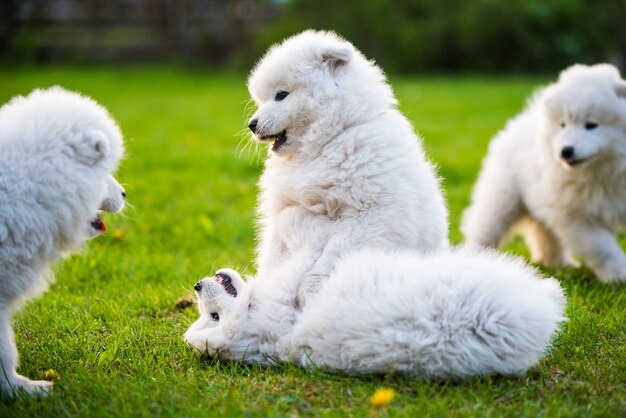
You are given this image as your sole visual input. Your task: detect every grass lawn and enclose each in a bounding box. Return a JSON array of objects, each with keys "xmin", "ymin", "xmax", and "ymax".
[{"xmin": 0, "ymin": 66, "xmax": 624, "ymax": 417}]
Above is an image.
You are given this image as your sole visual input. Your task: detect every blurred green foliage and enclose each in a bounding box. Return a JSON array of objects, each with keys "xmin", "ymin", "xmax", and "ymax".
[
  {"xmin": 2, "ymin": 0, "xmax": 624, "ymax": 73},
  {"xmin": 255, "ymin": 0, "xmax": 626, "ymax": 73}
]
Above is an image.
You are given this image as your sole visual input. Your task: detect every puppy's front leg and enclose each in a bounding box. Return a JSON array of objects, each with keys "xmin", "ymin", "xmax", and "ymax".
[
  {"xmin": 0, "ymin": 309, "xmax": 52, "ymax": 397},
  {"xmin": 557, "ymin": 225, "xmax": 626, "ymax": 282},
  {"xmin": 184, "ymin": 328, "xmax": 229, "ymax": 355},
  {"xmin": 185, "ymin": 316, "xmax": 215, "ymax": 335},
  {"xmin": 297, "ymin": 233, "xmax": 350, "ymax": 308}
]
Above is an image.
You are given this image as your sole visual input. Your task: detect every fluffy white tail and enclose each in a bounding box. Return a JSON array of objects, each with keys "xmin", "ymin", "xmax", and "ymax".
[{"xmin": 292, "ymin": 248, "xmax": 566, "ymax": 378}]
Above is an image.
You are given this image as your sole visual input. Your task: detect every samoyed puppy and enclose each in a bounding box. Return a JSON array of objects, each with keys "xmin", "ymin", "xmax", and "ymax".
[
  {"xmin": 246, "ymin": 30, "xmax": 448, "ymax": 308},
  {"xmin": 0, "ymin": 87, "xmax": 125, "ymax": 397},
  {"xmin": 184, "ymin": 31, "xmax": 566, "ymax": 379},
  {"xmin": 462, "ymin": 64, "xmax": 626, "ymax": 282},
  {"xmin": 185, "ymin": 248, "xmax": 565, "ymax": 378}
]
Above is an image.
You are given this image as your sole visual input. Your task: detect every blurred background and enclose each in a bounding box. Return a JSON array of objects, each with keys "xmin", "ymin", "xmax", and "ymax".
[{"xmin": 1, "ymin": 0, "xmax": 624, "ymax": 73}]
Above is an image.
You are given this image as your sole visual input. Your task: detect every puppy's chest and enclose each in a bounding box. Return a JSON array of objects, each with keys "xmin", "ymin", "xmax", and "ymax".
[
  {"xmin": 266, "ymin": 151, "xmax": 371, "ymax": 218},
  {"xmin": 275, "ymin": 177, "xmax": 350, "ymax": 219},
  {"xmin": 540, "ymin": 176, "xmax": 626, "ymax": 226},
  {"xmin": 273, "ymin": 202, "xmax": 333, "ymax": 247}
]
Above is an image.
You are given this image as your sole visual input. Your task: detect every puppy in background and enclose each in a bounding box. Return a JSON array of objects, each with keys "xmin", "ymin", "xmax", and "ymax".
[{"xmin": 463, "ymin": 64, "xmax": 626, "ymax": 283}]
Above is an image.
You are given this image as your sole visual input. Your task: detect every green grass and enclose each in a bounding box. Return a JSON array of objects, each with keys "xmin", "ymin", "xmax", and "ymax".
[{"xmin": 0, "ymin": 66, "xmax": 625, "ymax": 417}]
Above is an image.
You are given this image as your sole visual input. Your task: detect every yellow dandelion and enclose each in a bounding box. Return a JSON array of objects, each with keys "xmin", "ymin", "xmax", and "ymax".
[
  {"xmin": 370, "ymin": 387, "xmax": 395, "ymax": 408},
  {"xmin": 42, "ymin": 369, "xmax": 60, "ymax": 381},
  {"xmin": 113, "ymin": 227, "xmax": 124, "ymax": 239}
]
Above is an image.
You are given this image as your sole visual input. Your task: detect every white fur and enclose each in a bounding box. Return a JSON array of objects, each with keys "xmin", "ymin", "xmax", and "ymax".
[
  {"xmin": 185, "ymin": 31, "xmax": 565, "ymax": 379},
  {"xmin": 463, "ymin": 64, "xmax": 626, "ymax": 282},
  {"xmin": 185, "ymin": 248, "xmax": 566, "ymax": 378},
  {"xmin": 293, "ymin": 249, "xmax": 565, "ymax": 377},
  {"xmin": 247, "ymin": 30, "xmax": 448, "ymax": 307},
  {"xmin": 0, "ymin": 87, "xmax": 125, "ymax": 397}
]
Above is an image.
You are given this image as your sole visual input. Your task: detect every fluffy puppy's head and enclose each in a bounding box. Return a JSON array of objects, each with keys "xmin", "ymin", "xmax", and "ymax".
[
  {"xmin": 542, "ymin": 64, "xmax": 626, "ymax": 169},
  {"xmin": 247, "ymin": 30, "xmax": 396, "ymax": 157},
  {"xmin": 192, "ymin": 269, "xmax": 249, "ymax": 326},
  {"xmin": 3, "ymin": 86, "xmax": 124, "ymax": 170},
  {"xmin": 0, "ymin": 87, "xmax": 126, "ymax": 249}
]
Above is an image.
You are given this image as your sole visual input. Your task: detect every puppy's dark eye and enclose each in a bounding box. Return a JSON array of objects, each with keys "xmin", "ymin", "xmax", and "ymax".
[
  {"xmin": 560, "ymin": 122, "xmax": 566, "ymax": 128},
  {"xmin": 275, "ymin": 91, "xmax": 289, "ymax": 101},
  {"xmin": 210, "ymin": 312, "xmax": 219, "ymax": 321},
  {"xmin": 585, "ymin": 122, "xmax": 598, "ymax": 130}
]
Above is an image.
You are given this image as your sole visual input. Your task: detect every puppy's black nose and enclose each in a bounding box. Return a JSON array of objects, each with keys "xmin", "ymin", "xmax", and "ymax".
[
  {"xmin": 561, "ymin": 146, "xmax": 575, "ymax": 160},
  {"xmin": 194, "ymin": 282, "xmax": 202, "ymax": 292},
  {"xmin": 248, "ymin": 119, "xmax": 258, "ymax": 134},
  {"xmin": 121, "ymin": 191, "xmax": 126, "ymax": 199}
]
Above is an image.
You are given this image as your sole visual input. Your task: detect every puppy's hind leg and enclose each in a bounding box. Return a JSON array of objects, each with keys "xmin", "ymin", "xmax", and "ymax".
[
  {"xmin": 518, "ymin": 217, "xmax": 578, "ymax": 267},
  {"xmin": 0, "ymin": 308, "xmax": 52, "ymax": 397},
  {"xmin": 462, "ymin": 165, "xmax": 525, "ymax": 248}
]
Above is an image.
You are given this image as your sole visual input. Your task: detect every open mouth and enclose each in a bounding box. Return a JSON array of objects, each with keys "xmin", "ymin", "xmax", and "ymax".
[
  {"xmin": 90, "ymin": 213, "xmax": 106, "ymax": 233},
  {"xmin": 214, "ymin": 272, "xmax": 237, "ymax": 297},
  {"xmin": 259, "ymin": 130, "xmax": 287, "ymax": 152},
  {"xmin": 563, "ymin": 157, "xmax": 589, "ymax": 167}
]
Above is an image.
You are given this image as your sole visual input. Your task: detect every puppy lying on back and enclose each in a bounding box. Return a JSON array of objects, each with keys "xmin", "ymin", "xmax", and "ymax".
[
  {"xmin": 0, "ymin": 87, "xmax": 126, "ymax": 397},
  {"xmin": 463, "ymin": 64, "xmax": 626, "ymax": 282},
  {"xmin": 185, "ymin": 248, "xmax": 565, "ymax": 379}
]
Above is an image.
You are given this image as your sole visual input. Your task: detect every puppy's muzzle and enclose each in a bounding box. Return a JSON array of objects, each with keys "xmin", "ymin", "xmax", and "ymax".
[{"xmin": 100, "ymin": 191, "xmax": 126, "ymax": 213}]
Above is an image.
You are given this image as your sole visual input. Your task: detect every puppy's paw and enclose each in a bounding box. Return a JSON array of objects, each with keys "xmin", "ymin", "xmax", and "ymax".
[
  {"xmin": 561, "ymin": 255, "xmax": 581, "ymax": 268},
  {"xmin": 548, "ymin": 251, "xmax": 580, "ymax": 268},
  {"xmin": 595, "ymin": 263, "xmax": 626, "ymax": 283},
  {"xmin": 4, "ymin": 375, "xmax": 53, "ymax": 397},
  {"xmin": 599, "ymin": 274, "xmax": 626, "ymax": 284},
  {"xmin": 296, "ymin": 273, "xmax": 327, "ymax": 309},
  {"xmin": 184, "ymin": 329, "xmax": 225, "ymax": 355}
]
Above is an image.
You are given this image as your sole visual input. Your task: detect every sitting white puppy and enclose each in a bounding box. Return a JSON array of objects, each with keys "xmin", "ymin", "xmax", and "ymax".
[
  {"xmin": 463, "ymin": 64, "xmax": 626, "ymax": 282},
  {"xmin": 0, "ymin": 87, "xmax": 125, "ymax": 397},
  {"xmin": 185, "ymin": 249, "xmax": 565, "ymax": 378},
  {"xmin": 246, "ymin": 30, "xmax": 448, "ymax": 308}
]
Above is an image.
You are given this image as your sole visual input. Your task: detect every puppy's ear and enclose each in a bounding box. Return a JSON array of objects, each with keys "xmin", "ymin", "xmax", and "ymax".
[
  {"xmin": 616, "ymin": 83, "xmax": 626, "ymax": 99},
  {"xmin": 74, "ymin": 130, "xmax": 110, "ymax": 165},
  {"xmin": 321, "ymin": 43, "xmax": 353, "ymax": 71}
]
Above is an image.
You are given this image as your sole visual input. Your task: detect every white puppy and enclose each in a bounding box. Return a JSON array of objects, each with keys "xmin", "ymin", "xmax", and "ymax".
[
  {"xmin": 462, "ymin": 64, "xmax": 626, "ymax": 282},
  {"xmin": 246, "ymin": 30, "xmax": 448, "ymax": 307},
  {"xmin": 185, "ymin": 31, "xmax": 565, "ymax": 379},
  {"xmin": 185, "ymin": 249, "xmax": 565, "ymax": 378},
  {"xmin": 0, "ymin": 87, "xmax": 125, "ymax": 396}
]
